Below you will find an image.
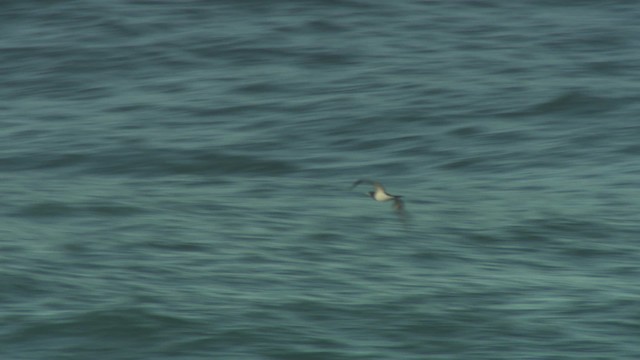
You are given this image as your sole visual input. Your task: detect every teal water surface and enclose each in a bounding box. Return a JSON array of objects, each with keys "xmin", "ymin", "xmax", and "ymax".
[{"xmin": 2, "ymin": 1, "xmax": 640, "ymax": 359}]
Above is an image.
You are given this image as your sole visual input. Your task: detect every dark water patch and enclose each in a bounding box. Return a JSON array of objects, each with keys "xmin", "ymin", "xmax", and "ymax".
[
  {"xmin": 345, "ymin": 138, "xmax": 390, "ymax": 151},
  {"xmin": 14, "ymin": 202, "xmax": 80, "ymax": 218},
  {"xmin": 446, "ymin": 125, "xmax": 535, "ymax": 148},
  {"xmin": 6, "ymin": 306, "xmax": 198, "ymax": 351},
  {"xmin": 466, "ymin": 232, "xmax": 500, "ymax": 244},
  {"xmin": 233, "ymin": 81, "xmax": 284, "ymax": 94},
  {"xmin": 506, "ymin": 91, "xmax": 624, "ymax": 117},
  {"xmin": 137, "ymin": 150, "xmax": 299, "ymax": 177},
  {"xmin": 389, "ymin": 140, "xmax": 434, "ymax": 157},
  {"xmin": 14, "ymin": 201, "xmax": 144, "ymax": 218},
  {"xmin": 86, "ymin": 203, "xmax": 145, "ymax": 216},
  {"xmin": 0, "ymin": 44, "xmax": 129, "ymax": 101},
  {"xmin": 440, "ymin": 156, "xmax": 486, "ymax": 171},
  {"xmin": 504, "ymin": 224, "xmax": 555, "ymax": 244},
  {"xmin": 617, "ymin": 143, "xmax": 640, "ymax": 155},
  {"xmin": 567, "ymin": 131, "xmax": 613, "ymax": 149},
  {"xmin": 306, "ymin": 231, "xmax": 343, "ymax": 243},
  {"xmin": 585, "ymin": 59, "xmax": 640, "ymax": 77},
  {"xmin": 304, "ymin": 19, "xmax": 349, "ymax": 33},
  {"xmin": 523, "ymin": 216, "xmax": 610, "ymax": 240},
  {"xmin": 561, "ymin": 245, "xmax": 629, "ymax": 260},
  {"xmin": 142, "ymin": 239, "xmax": 213, "ymax": 253},
  {"xmin": 505, "ymin": 215, "xmax": 620, "ymax": 255},
  {"xmin": 301, "ymin": 50, "xmax": 358, "ymax": 67},
  {"xmin": 447, "ymin": 126, "xmax": 485, "ymax": 138},
  {"xmin": 482, "ymin": 129, "xmax": 535, "ymax": 144},
  {"xmin": 175, "ymin": 102, "xmax": 282, "ymax": 118},
  {"xmin": 0, "ymin": 271, "xmax": 48, "ymax": 301},
  {"xmin": 204, "ymin": 44, "xmax": 300, "ymax": 66},
  {"xmin": 0, "ymin": 151, "xmax": 80, "ymax": 172},
  {"xmin": 0, "ymin": 146, "xmax": 298, "ymax": 177},
  {"xmin": 105, "ymin": 103, "xmax": 157, "ymax": 114}
]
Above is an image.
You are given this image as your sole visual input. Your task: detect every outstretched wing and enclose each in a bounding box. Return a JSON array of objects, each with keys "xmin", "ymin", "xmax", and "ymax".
[
  {"xmin": 392, "ymin": 197, "xmax": 404, "ymax": 212},
  {"xmin": 351, "ymin": 179, "xmax": 386, "ymax": 192},
  {"xmin": 351, "ymin": 179, "xmax": 374, "ymax": 189}
]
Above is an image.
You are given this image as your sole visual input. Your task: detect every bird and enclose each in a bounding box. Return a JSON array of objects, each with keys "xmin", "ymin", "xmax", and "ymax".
[{"xmin": 351, "ymin": 179, "xmax": 405, "ymax": 213}]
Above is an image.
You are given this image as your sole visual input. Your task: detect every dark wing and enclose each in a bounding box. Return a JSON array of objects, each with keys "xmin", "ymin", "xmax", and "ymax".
[
  {"xmin": 393, "ymin": 197, "xmax": 409, "ymax": 226},
  {"xmin": 392, "ymin": 197, "xmax": 404, "ymax": 212},
  {"xmin": 351, "ymin": 179, "xmax": 375, "ymax": 189}
]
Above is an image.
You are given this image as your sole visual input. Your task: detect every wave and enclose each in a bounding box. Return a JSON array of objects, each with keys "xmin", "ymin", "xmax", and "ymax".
[
  {"xmin": 502, "ymin": 91, "xmax": 629, "ymax": 117},
  {"xmin": 3, "ymin": 306, "xmax": 202, "ymax": 352},
  {"xmin": 13, "ymin": 200, "xmax": 144, "ymax": 218},
  {"xmin": 0, "ymin": 147, "xmax": 298, "ymax": 177}
]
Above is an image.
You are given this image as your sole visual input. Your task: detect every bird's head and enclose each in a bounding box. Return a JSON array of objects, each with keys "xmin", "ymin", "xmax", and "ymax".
[{"xmin": 368, "ymin": 191, "xmax": 375, "ymax": 198}]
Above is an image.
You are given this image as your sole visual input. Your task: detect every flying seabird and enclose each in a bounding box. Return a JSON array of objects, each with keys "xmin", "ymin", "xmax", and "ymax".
[{"xmin": 351, "ymin": 179, "xmax": 405, "ymax": 214}]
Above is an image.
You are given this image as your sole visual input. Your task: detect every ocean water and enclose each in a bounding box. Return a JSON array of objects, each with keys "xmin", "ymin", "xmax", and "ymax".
[{"xmin": 2, "ymin": 1, "xmax": 640, "ymax": 359}]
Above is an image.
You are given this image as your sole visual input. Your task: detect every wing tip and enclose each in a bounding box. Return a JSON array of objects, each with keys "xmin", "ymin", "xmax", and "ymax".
[{"xmin": 351, "ymin": 179, "xmax": 373, "ymax": 189}]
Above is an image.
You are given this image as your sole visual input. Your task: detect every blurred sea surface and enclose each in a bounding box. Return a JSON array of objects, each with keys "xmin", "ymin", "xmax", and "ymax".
[{"xmin": 2, "ymin": 1, "xmax": 640, "ymax": 359}]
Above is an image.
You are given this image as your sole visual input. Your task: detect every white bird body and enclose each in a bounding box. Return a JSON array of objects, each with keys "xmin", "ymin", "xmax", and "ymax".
[
  {"xmin": 371, "ymin": 184, "xmax": 396, "ymax": 202},
  {"xmin": 351, "ymin": 179, "xmax": 405, "ymax": 213}
]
